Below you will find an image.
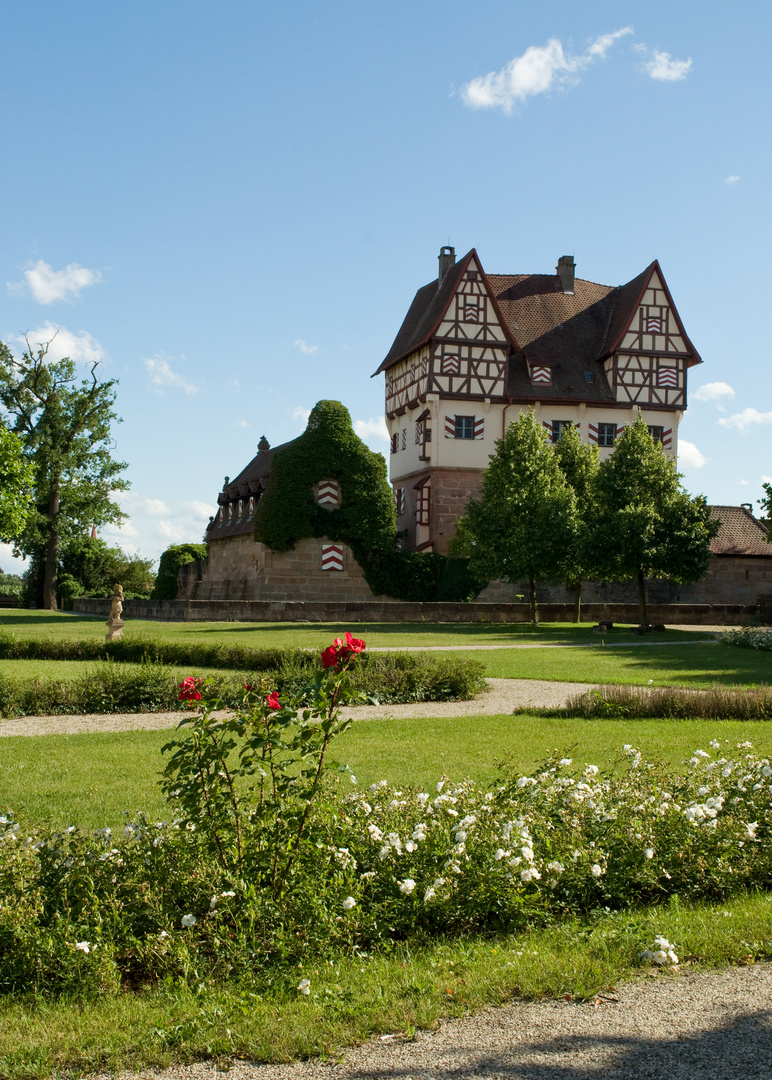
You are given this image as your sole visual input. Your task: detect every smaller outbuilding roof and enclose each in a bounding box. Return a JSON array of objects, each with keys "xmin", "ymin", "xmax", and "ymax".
[
  {"xmin": 709, "ymin": 505, "xmax": 771, "ymax": 557},
  {"xmin": 205, "ymin": 437, "xmax": 297, "ymax": 541}
]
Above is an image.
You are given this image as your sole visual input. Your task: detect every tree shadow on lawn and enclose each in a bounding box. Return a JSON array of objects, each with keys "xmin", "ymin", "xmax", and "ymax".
[
  {"xmin": 180, "ymin": 623, "xmax": 708, "ymax": 645},
  {"xmin": 597, "ymin": 643, "xmax": 770, "ymax": 688},
  {"xmin": 354, "ymin": 1008, "xmax": 772, "ymax": 1079}
]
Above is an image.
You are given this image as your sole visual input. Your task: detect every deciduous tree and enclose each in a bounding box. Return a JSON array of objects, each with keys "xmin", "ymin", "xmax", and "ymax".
[
  {"xmin": 553, "ymin": 423, "xmax": 600, "ymax": 622},
  {"xmin": 588, "ymin": 414, "xmax": 718, "ymax": 624},
  {"xmin": 0, "ymin": 337, "xmax": 129, "ymax": 610},
  {"xmin": 0, "ymin": 423, "xmax": 33, "ymax": 543},
  {"xmin": 451, "ymin": 411, "xmax": 576, "ymax": 623}
]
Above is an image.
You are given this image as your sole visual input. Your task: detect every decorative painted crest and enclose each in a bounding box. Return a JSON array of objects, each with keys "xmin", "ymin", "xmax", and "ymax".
[
  {"xmin": 321, "ymin": 543, "xmax": 344, "ymax": 571},
  {"xmin": 315, "ymin": 480, "xmax": 341, "ymax": 509}
]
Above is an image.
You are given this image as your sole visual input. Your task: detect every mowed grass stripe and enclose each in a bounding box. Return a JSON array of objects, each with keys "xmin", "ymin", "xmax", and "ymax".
[{"xmin": 4, "ymin": 714, "xmax": 772, "ymax": 830}]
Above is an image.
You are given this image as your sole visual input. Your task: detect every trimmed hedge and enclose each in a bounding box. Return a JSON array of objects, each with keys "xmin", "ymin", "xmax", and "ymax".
[{"xmin": 0, "ymin": 651, "xmax": 487, "ymax": 717}]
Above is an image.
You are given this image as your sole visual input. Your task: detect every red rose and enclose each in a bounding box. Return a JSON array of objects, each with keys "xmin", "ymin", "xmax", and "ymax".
[
  {"xmin": 320, "ymin": 632, "xmax": 367, "ymax": 669},
  {"xmin": 178, "ymin": 676, "xmax": 204, "ymax": 702},
  {"xmin": 266, "ymin": 691, "xmax": 280, "ymax": 711}
]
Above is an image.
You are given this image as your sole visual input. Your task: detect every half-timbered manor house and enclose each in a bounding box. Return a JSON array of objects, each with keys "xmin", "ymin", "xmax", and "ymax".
[{"xmin": 374, "ymin": 247, "xmax": 702, "ymax": 555}]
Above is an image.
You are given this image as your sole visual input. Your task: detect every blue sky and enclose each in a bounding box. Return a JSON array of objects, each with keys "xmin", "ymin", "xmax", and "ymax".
[{"xmin": 2, "ymin": 0, "xmax": 770, "ymax": 571}]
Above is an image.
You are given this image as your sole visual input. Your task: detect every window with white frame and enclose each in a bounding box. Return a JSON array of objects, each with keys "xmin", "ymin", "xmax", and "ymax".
[{"xmin": 597, "ymin": 423, "xmax": 616, "ymax": 447}]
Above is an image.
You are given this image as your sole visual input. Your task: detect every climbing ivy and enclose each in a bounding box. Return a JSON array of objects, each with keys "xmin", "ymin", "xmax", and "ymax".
[
  {"xmin": 254, "ymin": 401, "xmax": 484, "ymax": 602},
  {"xmin": 152, "ymin": 543, "xmax": 209, "ymax": 601}
]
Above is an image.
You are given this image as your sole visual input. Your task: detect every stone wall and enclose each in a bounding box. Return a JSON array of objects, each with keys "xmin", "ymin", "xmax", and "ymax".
[
  {"xmin": 477, "ymin": 556, "xmax": 772, "ymax": 607},
  {"xmin": 179, "ymin": 535, "xmax": 379, "ymax": 603},
  {"xmin": 73, "ymin": 597, "xmax": 761, "ymax": 625}
]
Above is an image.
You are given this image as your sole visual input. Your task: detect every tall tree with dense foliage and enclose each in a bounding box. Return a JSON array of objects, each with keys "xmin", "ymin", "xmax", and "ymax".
[
  {"xmin": 760, "ymin": 482, "xmax": 772, "ymax": 536},
  {"xmin": 588, "ymin": 414, "xmax": 718, "ymax": 624},
  {"xmin": 451, "ymin": 410, "xmax": 576, "ymax": 623},
  {"xmin": 553, "ymin": 423, "xmax": 600, "ymax": 622},
  {"xmin": 0, "ymin": 423, "xmax": 33, "ymax": 543},
  {"xmin": 0, "ymin": 338, "xmax": 129, "ymax": 609}
]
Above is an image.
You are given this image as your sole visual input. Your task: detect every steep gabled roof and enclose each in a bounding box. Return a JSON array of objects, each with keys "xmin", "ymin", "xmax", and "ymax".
[
  {"xmin": 372, "ymin": 251, "xmax": 474, "ymax": 376},
  {"xmin": 709, "ymin": 505, "xmax": 771, "ymax": 557},
  {"xmin": 600, "ymin": 260, "xmax": 702, "ymax": 364},
  {"xmin": 487, "ymin": 274, "xmax": 618, "ymax": 403},
  {"xmin": 205, "ymin": 438, "xmax": 298, "ymax": 541},
  {"xmin": 375, "ymin": 254, "xmax": 702, "ymax": 392}
]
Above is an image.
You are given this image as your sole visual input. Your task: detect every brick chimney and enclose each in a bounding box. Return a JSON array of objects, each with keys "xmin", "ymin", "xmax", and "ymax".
[
  {"xmin": 438, "ymin": 246, "xmax": 456, "ymax": 289},
  {"xmin": 556, "ymin": 255, "xmax": 575, "ymax": 295}
]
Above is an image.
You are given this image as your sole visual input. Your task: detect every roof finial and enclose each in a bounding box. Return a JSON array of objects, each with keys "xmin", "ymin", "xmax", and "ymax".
[{"xmin": 257, "ymin": 435, "xmax": 270, "ymax": 452}]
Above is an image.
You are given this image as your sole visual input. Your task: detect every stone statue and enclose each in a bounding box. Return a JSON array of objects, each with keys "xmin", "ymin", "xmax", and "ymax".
[{"xmin": 105, "ymin": 583, "xmax": 125, "ymax": 642}]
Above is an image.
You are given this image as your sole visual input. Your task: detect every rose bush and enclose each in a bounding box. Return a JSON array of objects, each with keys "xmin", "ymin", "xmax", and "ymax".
[{"xmin": 0, "ymin": 636, "xmax": 770, "ymax": 997}]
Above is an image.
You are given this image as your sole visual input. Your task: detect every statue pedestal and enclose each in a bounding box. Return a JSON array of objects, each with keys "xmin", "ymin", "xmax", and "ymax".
[{"xmin": 105, "ymin": 617, "xmax": 124, "ymax": 642}]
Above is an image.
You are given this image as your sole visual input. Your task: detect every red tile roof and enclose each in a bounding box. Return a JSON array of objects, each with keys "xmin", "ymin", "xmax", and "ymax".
[
  {"xmin": 375, "ymin": 253, "xmax": 702, "ymax": 403},
  {"xmin": 709, "ymin": 505, "xmax": 771, "ymax": 557}
]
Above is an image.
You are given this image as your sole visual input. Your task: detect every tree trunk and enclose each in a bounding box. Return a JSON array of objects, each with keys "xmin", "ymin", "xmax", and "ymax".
[
  {"xmin": 637, "ymin": 567, "xmax": 648, "ymax": 626},
  {"xmin": 42, "ymin": 488, "xmax": 60, "ymax": 611},
  {"xmin": 529, "ymin": 575, "xmax": 538, "ymax": 625},
  {"xmin": 573, "ymin": 579, "xmax": 582, "ymax": 623}
]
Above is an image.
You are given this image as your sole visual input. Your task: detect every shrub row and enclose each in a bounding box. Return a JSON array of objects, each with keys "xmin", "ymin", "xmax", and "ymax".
[
  {"xmin": 722, "ymin": 627, "xmax": 772, "ymax": 652},
  {"xmin": 0, "ymin": 652, "xmax": 487, "ymax": 717},
  {"xmin": 561, "ymin": 683, "xmax": 772, "ymax": 721},
  {"xmin": 1, "ymin": 740, "xmax": 770, "ymax": 996}
]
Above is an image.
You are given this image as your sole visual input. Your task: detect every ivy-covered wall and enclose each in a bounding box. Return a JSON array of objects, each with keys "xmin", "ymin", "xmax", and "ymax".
[{"xmin": 253, "ymin": 401, "xmax": 484, "ymax": 602}]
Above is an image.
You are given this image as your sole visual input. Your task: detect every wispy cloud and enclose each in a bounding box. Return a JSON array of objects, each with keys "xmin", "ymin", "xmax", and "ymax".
[
  {"xmin": 144, "ymin": 354, "xmax": 198, "ymax": 395},
  {"xmin": 693, "ymin": 381, "xmax": 735, "ymax": 411},
  {"xmin": 234, "ymin": 419, "xmax": 250, "ymax": 428},
  {"xmin": 294, "ymin": 339, "xmax": 319, "ymax": 355},
  {"xmin": 635, "ymin": 46, "xmax": 692, "ymax": 81},
  {"xmin": 354, "ymin": 417, "xmax": 389, "ymax": 443},
  {"xmin": 461, "ymin": 27, "xmax": 632, "ymax": 113},
  {"xmin": 761, "ymin": 474, "xmax": 772, "ymax": 485},
  {"xmin": 677, "ymin": 440, "xmax": 708, "ymax": 469},
  {"xmin": 723, "ymin": 175, "xmax": 741, "ymax": 185},
  {"xmin": 7, "ymin": 259, "xmax": 102, "ymax": 304},
  {"xmin": 292, "ymin": 406, "xmax": 311, "ymax": 425},
  {"xmin": 15, "ymin": 322, "xmax": 106, "ymax": 365},
  {"xmin": 738, "ymin": 479, "xmax": 749, "ymax": 486},
  {"xmin": 718, "ymin": 408, "xmax": 772, "ymax": 432}
]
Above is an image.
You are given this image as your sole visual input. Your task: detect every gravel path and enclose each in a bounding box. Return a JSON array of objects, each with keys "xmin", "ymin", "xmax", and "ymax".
[
  {"xmin": 0, "ymin": 678, "xmax": 593, "ymax": 737},
  {"xmin": 88, "ymin": 963, "xmax": 772, "ymax": 1080}
]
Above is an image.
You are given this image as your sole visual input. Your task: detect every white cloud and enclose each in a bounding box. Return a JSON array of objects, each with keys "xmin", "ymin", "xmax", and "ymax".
[
  {"xmin": 693, "ymin": 381, "xmax": 735, "ymax": 410},
  {"xmin": 677, "ymin": 440, "xmax": 708, "ymax": 469},
  {"xmin": 292, "ymin": 406, "xmax": 311, "ymax": 425},
  {"xmin": 718, "ymin": 408, "xmax": 772, "ymax": 432},
  {"xmin": 234, "ymin": 419, "xmax": 249, "ymax": 428},
  {"xmin": 144, "ymin": 354, "xmax": 198, "ymax": 395},
  {"xmin": 15, "ymin": 322, "xmax": 106, "ymax": 365},
  {"xmin": 462, "ymin": 27, "xmax": 632, "ymax": 113},
  {"xmin": 761, "ymin": 474, "xmax": 772, "ymax": 485},
  {"xmin": 724, "ymin": 175, "xmax": 741, "ymax": 185},
  {"xmin": 354, "ymin": 417, "xmax": 389, "ymax": 443},
  {"xmin": 294, "ymin": 339, "xmax": 319, "ymax": 355},
  {"xmin": 182, "ymin": 501, "xmax": 214, "ymax": 521},
  {"xmin": 635, "ymin": 46, "xmax": 692, "ymax": 81},
  {"xmin": 7, "ymin": 260, "xmax": 102, "ymax": 304},
  {"xmin": 738, "ymin": 479, "xmax": 749, "ymax": 486}
]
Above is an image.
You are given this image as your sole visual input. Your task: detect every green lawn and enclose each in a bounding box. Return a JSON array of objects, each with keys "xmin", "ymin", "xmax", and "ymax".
[
  {"xmin": 4, "ymin": 713, "xmax": 772, "ymax": 830},
  {"xmin": 0, "ymin": 609, "xmax": 719, "ymax": 649},
  {"xmin": 460, "ymin": 643, "xmax": 771, "ymax": 687}
]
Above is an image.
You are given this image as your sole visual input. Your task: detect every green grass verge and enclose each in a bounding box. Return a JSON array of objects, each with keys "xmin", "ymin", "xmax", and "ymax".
[
  {"xmin": 0, "ymin": 891, "xmax": 769, "ymax": 1078},
  {"xmin": 5, "ymin": 715, "xmax": 772, "ymax": 830}
]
